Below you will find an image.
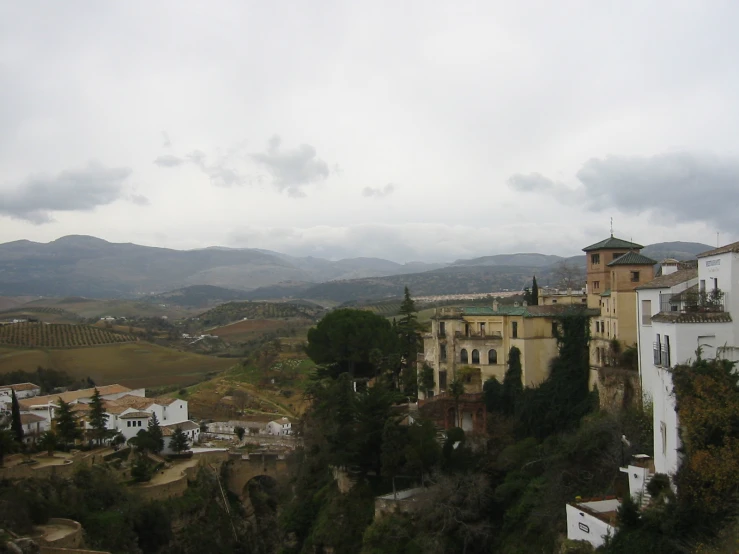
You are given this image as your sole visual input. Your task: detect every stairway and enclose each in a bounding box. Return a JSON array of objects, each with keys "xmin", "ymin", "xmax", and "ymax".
[{"xmin": 639, "ymin": 473, "xmax": 653, "ymax": 508}]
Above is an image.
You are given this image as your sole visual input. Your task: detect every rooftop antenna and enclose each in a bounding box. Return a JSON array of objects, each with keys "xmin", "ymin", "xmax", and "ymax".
[
  {"xmin": 610, "ymin": 217, "xmax": 613, "ymax": 237},
  {"xmin": 717, "ymin": 232, "xmax": 720, "ymax": 247}
]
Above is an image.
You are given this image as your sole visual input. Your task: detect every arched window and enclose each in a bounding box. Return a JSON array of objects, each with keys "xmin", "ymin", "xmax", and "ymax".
[
  {"xmin": 460, "ymin": 349, "xmax": 468, "ymax": 363},
  {"xmin": 471, "ymin": 349, "xmax": 480, "ymax": 364},
  {"xmin": 488, "ymin": 349, "xmax": 498, "ymax": 364}
]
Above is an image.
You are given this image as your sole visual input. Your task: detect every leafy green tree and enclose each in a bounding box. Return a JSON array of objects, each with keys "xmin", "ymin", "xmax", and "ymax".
[
  {"xmin": 111, "ymin": 431, "xmax": 125, "ymax": 450},
  {"xmin": 131, "ymin": 454, "xmax": 154, "ymax": 482},
  {"xmin": 88, "ymin": 388, "xmax": 109, "ymax": 445},
  {"xmin": 483, "ymin": 377, "xmax": 503, "ymax": 413},
  {"xmin": 147, "ymin": 413, "xmax": 164, "ymax": 454},
  {"xmin": 420, "ymin": 363, "xmax": 435, "ymax": 394},
  {"xmin": 0, "ymin": 421, "xmax": 16, "ymax": 466},
  {"xmin": 38, "ymin": 431, "xmax": 57, "ymax": 456},
  {"xmin": 306, "ymin": 309, "xmax": 399, "ymax": 378},
  {"xmin": 404, "ymin": 419, "xmax": 440, "ymax": 482},
  {"xmin": 381, "ymin": 419, "xmax": 408, "ymax": 495},
  {"xmin": 234, "ymin": 425, "xmax": 245, "ymax": 441},
  {"xmin": 54, "ymin": 398, "xmax": 81, "ymax": 446},
  {"xmin": 10, "ymin": 390, "xmax": 24, "ymax": 444},
  {"xmin": 169, "ymin": 426, "xmax": 190, "ymax": 453},
  {"xmin": 353, "ymin": 383, "xmax": 398, "ymax": 473},
  {"xmin": 502, "ymin": 346, "xmax": 523, "ymax": 416},
  {"xmin": 401, "ymin": 365, "xmax": 418, "ymax": 398}
]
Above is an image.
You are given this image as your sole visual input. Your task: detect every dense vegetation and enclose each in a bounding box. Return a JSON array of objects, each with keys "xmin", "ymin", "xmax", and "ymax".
[
  {"xmin": 0, "ymin": 366, "xmax": 85, "ymax": 393},
  {"xmin": 0, "ymin": 322, "xmax": 136, "ymax": 348},
  {"xmin": 198, "ymin": 302, "xmax": 323, "ymax": 327}
]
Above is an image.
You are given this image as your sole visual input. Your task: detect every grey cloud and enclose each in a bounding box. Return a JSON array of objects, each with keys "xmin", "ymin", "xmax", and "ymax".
[
  {"xmin": 362, "ymin": 183, "xmax": 396, "ymax": 198},
  {"xmin": 153, "ymin": 154, "xmax": 185, "ymax": 167},
  {"xmin": 507, "ymin": 173, "xmax": 557, "ymax": 192},
  {"xmin": 575, "ymin": 152, "xmax": 739, "ymax": 231},
  {"xmin": 129, "ymin": 194, "xmax": 150, "ymax": 206},
  {"xmin": 251, "ymin": 135, "xmax": 329, "ymax": 192},
  {"xmin": 156, "ymin": 149, "xmax": 250, "ymax": 187},
  {"xmin": 512, "ymin": 151, "xmax": 739, "ymax": 233},
  {"xmin": 1, "ymin": 163, "xmax": 133, "ymax": 224}
]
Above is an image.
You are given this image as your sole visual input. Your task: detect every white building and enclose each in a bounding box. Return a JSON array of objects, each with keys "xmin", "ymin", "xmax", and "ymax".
[
  {"xmin": 565, "ymin": 498, "xmax": 618, "ymax": 548},
  {"xmin": 161, "ymin": 420, "xmax": 200, "ymax": 453},
  {"xmin": 20, "ymin": 413, "xmax": 46, "ymax": 443},
  {"xmin": 266, "ymin": 417, "xmax": 292, "ymax": 436},
  {"xmin": 118, "ymin": 411, "xmax": 152, "ymax": 441},
  {"xmin": 636, "ymin": 243, "xmax": 739, "ymax": 477},
  {"xmin": 0, "ymin": 383, "xmax": 41, "ymax": 411}
]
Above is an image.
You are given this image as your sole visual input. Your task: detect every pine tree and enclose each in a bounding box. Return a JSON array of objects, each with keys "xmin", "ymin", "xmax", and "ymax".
[
  {"xmin": 10, "ymin": 390, "xmax": 24, "ymax": 444},
  {"xmin": 169, "ymin": 426, "xmax": 190, "ymax": 453},
  {"xmin": 532, "ymin": 275, "xmax": 539, "ymax": 306},
  {"xmin": 88, "ymin": 388, "xmax": 109, "ymax": 445},
  {"xmin": 54, "ymin": 397, "xmax": 82, "ymax": 445},
  {"xmin": 148, "ymin": 413, "xmax": 164, "ymax": 454},
  {"xmin": 397, "ymin": 286, "xmax": 422, "ymax": 383}
]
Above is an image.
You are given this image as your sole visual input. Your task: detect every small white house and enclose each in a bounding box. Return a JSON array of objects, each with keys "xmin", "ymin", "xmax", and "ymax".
[
  {"xmin": 20, "ymin": 413, "xmax": 46, "ymax": 443},
  {"xmin": 565, "ymin": 498, "xmax": 618, "ymax": 548},
  {"xmin": 266, "ymin": 417, "xmax": 292, "ymax": 436},
  {"xmin": 161, "ymin": 421, "xmax": 200, "ymax": 453},
  {"xmin": 0, "ymin": 383, "xmax": 41, "ymax": 411},
  {"xmin": 119, "ymin": 411, "xmax": 152, "ymax": 441}
]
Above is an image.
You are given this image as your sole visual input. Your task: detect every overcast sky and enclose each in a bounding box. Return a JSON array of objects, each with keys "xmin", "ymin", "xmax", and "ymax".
[{"xmin": 2, "ymin": 1, "xmax": 739, "ymax": 262}]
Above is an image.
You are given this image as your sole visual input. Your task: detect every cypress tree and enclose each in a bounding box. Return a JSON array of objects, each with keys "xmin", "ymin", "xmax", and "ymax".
[
  {"xmin": 10, "ymin": 390, "xmax": 24, "ymax": 444},
  {"xmin": 532, "ymin": 275, "xmax": 539, "ymax": 306},
  {"xmin": 502, "ymin": 346, "xmax": 523, "ymax": 416},
  {"xmin": 88, "ymin": 388, "xmax": 109, "ymax": 445},
  {"xmin": 55, "ymin": 398, "xmax": 82, "ymax": 445},
  {"xmin": 148, "ymin": 413, "xmax": 164, "ymax": 454}
]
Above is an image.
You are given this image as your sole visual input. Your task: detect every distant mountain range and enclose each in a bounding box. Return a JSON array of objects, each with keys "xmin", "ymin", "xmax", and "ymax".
[{"xmin": 0, "ymin": 235, "xmax": 713, "ymax": 302}]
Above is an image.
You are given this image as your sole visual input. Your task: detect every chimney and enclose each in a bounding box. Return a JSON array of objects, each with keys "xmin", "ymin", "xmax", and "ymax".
[
  {"xmin": 522, "ymin": 300, "xmax": 528, "ymax": 307},
  {"xmin": 514, "ymin": 301, "xmax": 519, "ymax": 307},
  {"xmin": 493, "ymin": 300, "xmax": 499, "ymax": 312},
  {"xmin": 660, "ymin": 259, "xmax": 679, "ymax": 276}
]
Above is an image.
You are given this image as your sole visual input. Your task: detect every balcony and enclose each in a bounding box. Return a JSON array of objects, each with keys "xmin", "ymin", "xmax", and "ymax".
[
  {"xmin": 660, "ymin": 289, "xmax": 728, "ymax": 315},
  {"xmin": 454, "ymin": 331, "xmax": 503, "ymax": 340}
]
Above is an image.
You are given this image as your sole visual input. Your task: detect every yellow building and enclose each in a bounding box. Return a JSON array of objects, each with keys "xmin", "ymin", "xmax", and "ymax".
[
  {"xmin": 583, "ymin": 236, "xmax": 656, "ymax": 371},
  {"xmin": 538, "ymin": 288, "xmax": 588, "ymax": 306},
  {"xmin": 421, "ymin": 300, "xmax": 598, "ymax": 397}
]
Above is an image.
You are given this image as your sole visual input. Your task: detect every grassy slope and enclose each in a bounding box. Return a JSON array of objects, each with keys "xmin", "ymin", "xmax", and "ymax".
[{"xmin": 0, "ymin": 342, "xmax": 235, "ymax": 389}]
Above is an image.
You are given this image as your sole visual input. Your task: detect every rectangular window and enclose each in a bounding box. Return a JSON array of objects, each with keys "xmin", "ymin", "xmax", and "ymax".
[
  {"xmin": 591, "ymin": 253, "xmax": 600, "ymax": 265},
  {"xmin": 631, "ymin": 271, "xmax": 640, "ymax": 282},
  {"xmin": 700, "ymin": 280, "xmax": 706, "ymax": 293},
  {"xmin": 439, "ymin": 321, "xmax": 445, "ymax": 335},
  {"xmin": 661, "ymin": 422, "xmax": 667, "ymax": 456},
  {"xmin": 593, "ymin": 281, "xmax": 600, "ymax": 290},
  {"xmin": 512, "ymin": 321, "xmax": 518, "ymax": 338},
  {"xmin": 642, "ymin": 300, "xmax": 652, "ymax": 325},
  {"xmin": 127, "ymin": 421, "xmax": 131, "ymax": 427},
  {"xmin": 551, "ymin": 321, "xmax": 558, "ymax": 336},
  {"xmin": 595, "ymin": 321, "xmax": 600, "ymax": 333},
  {"xmin": 552, "ymin": 299, "xmax": 557, "ymax": 303},
  {"xmin": 440, "ymin": 344, "xmax": 447, "ymax": 362},
  {"xmin": 464, "ymin": 323, "xmax": 470, "ymax": 337},
  {"xmin": 480, "ymin": 322, "xmax": 486, "ymax": 335},
  {"xmin": 439, "ymin": 370, "xmax": 447, "ymax": 390}
]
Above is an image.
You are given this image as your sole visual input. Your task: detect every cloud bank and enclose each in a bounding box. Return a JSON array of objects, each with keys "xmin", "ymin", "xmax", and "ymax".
[
  {"xmin": 1, "ymin": 163, "xmax": 137, "ymax": 224},
  {"xmin": 362, "ymin": 183, "xmax": 396, "ymax": 198}
]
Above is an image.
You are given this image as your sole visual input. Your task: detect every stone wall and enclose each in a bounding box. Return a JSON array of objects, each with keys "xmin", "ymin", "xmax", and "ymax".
[
  {"xmin": 596, "ymin": 367, "xmax": 641, "ymax": 412},
  {"xmin": 134, "ymin": 474, "xmax": 189, "ymax": 502},
  {"xmin": 37, "ymin": 519, "xmax": 83, "ymax": 549}
]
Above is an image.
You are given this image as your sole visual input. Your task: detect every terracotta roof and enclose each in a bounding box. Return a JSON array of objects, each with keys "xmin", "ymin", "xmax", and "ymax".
[
  {"xmin": 18, "ymin": 384, "xmax": 131, "ymax": 409},
  {"xmin": 697, "ymin": 240, "xmax": 739, "ymax": 258},
  {"xmin": 104, "ymin": 394, "xmax": 179, "ymax": 412},
  {"xmin": 120, "ymin": 411, "xmax": 152, "ymax": 419},
  {"xmin": 461, "ymin": 305, "xmax": 599, "ymax": 318},
  {"xmin": 652, "ymin": 312, "xmax": 733, "ymax": 324},
  {"xmin": 583, "ymin": 236, "xmax": 644, "ymax": 252},
  {"xmin": 607, "ymin": 251, "xmax": 657, "ymax": 266},
  {"xmin": 161, "ymin": 420, "xmax": 199, "ymax": 435},
  {"xmin": 20, "ymin": 413, "xmax": 45, "ymax": 424},
  {"xmin": 71, "ymin": 403, "xmax": 91, "ymax": 413},
  {"xmin": 636, "ymin": 268, "xmax": 698, "ymax": 290},
  {"xmin": 0, "ymin": 383, "xmax": 40, "ymax": 392}
]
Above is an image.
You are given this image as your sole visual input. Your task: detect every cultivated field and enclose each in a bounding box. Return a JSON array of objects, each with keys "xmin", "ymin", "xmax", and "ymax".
[
  {"xmin": 0, "ymin": 342, "xmax": 236, "ymax": 389},
  {"xmin": 208, "ymin": 318, "xmax": 314, "ymax": 343},
  {"xmin": 0, "ymin": 323, "xmax": 135, "ymax": 348},
  {"xmin": 22, "ymin": 297, "xmax": 195, "ymax": 319}
]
